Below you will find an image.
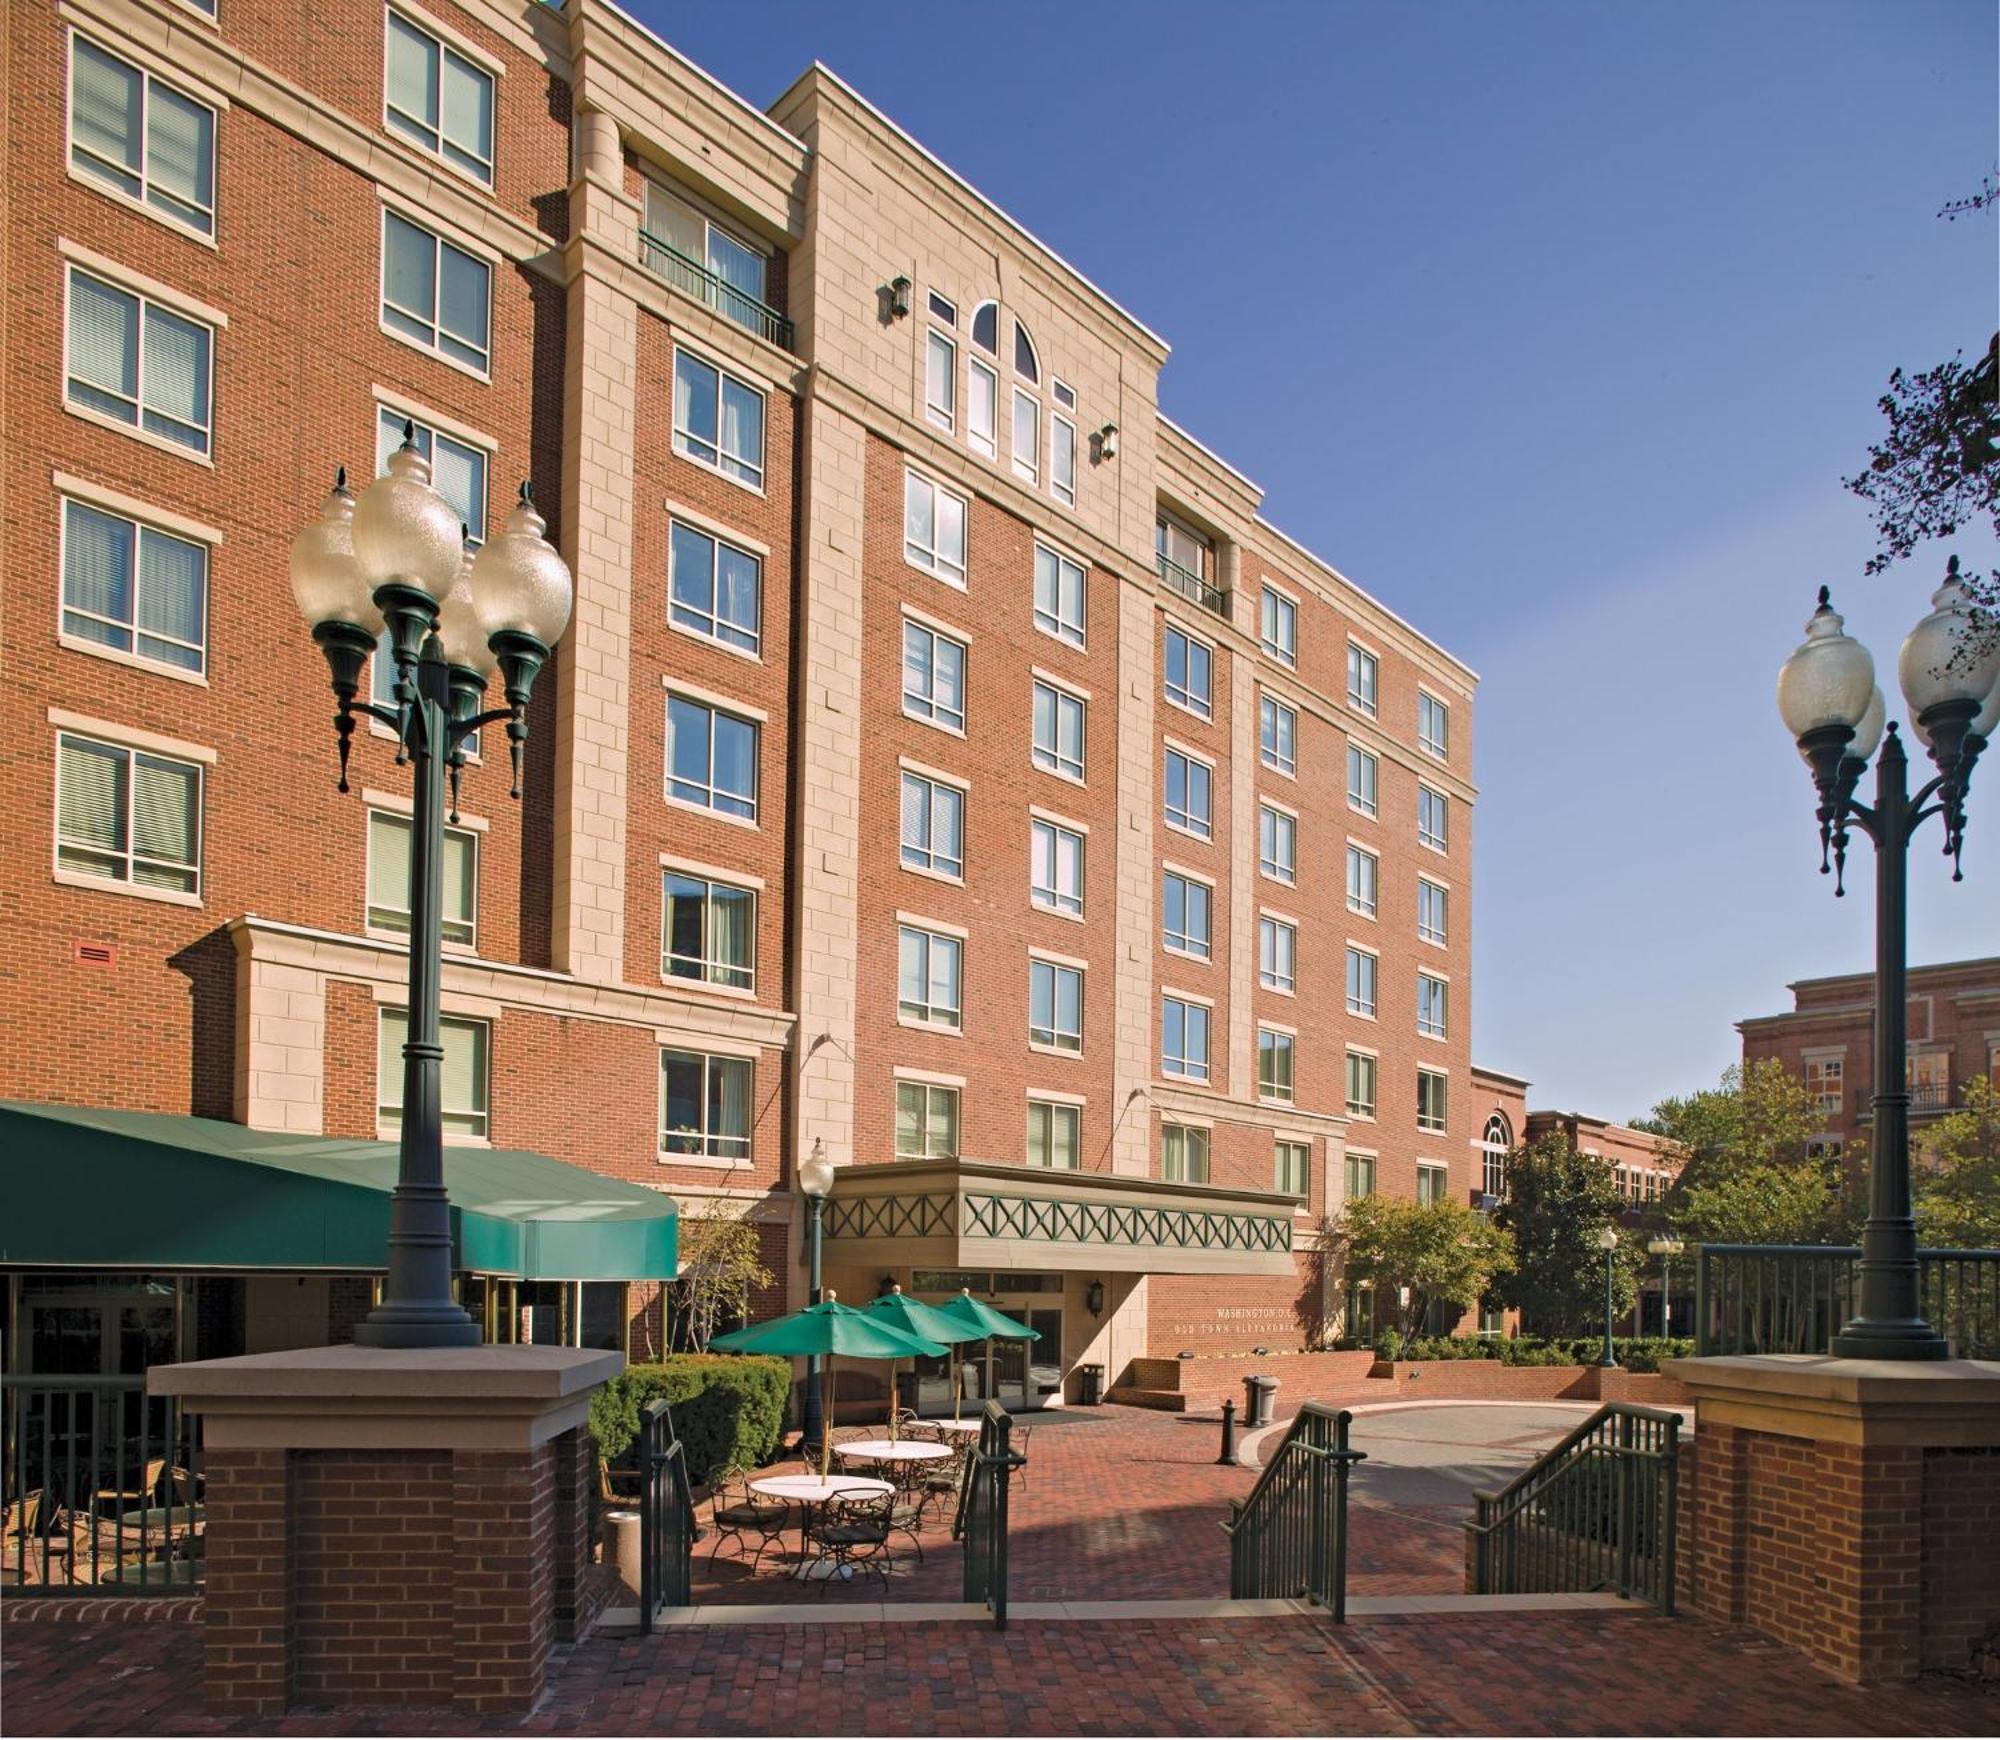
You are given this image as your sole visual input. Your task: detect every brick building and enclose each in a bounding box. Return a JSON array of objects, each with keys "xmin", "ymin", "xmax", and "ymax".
[
  {"xmin": 1739, "ymin": 956, "xmax": 2000, "ymax": 1165},
  {"xmin": 2, "ymin": 0, "xmax": 1480, "ymax": 1399}
]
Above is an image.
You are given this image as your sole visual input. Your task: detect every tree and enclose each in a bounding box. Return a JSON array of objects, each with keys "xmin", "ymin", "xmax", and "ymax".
[
  {"xmin": 1915, "ymin": 1075, "xmax": 2000, "ymax": 1248},
  {"xmin": 1493, "ymin": 1135, "xmax": 1635, "ymax": 1337},
  {"xmin": 670, "ymin": 1199, "xmax": 773, "ymax": 1353},
  {"xmin": 1326, "ymin": 1195, "xmax": 1514, "ymax": 1341}
]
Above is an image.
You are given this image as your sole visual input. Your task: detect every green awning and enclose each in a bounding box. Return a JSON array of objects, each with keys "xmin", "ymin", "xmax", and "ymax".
[{"xmin": 0, "ymin": 1102, "xmax": 677, "ymax": 1282}]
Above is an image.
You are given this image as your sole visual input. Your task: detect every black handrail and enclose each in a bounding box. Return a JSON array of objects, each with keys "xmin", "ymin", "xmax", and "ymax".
[
  {"xmin": 1220, "ymin": 1403, "xmax": 1363, "ymax": 1617},
  {"xmin": 955, "ymin": 1401, "xmax": 1021, "ymax": 1628},
  {"xmin": 636, "ymin": 1399, "xmax": 695, "ymax": 1631},
  {"xmin": 1694, "ymin": 1244, "xmax": 1999, "ymax": 1358},
  {"xmin": 636, "ymin": 230, "xmax": 795, "ymax": 350}
]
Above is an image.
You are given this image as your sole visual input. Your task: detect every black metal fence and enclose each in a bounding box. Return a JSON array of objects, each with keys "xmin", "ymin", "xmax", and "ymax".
[
  {"xmin": 637, "ymin": 231, "xmax": 796, "ymax": 350},
  {"xmin": 1221, "ymin": 1404, "xmax": 1364, "ymax": 1617},
  {"xmin": 2, "ymin": 1376, "xmax": 203, "ymax": 1594},
  {"xmin": 636, "ymin": 1399, "xmax": 695, "ymax": 1632},
  {"xmin": 953, "ymin": 1401, "xmax": 1020, "ymax": 1628},
  {"xmin": 1694, "ymin": 1244, "xmax": 2000, "ymax": 1358},
  {"xmin": 1467, "ymin": 1403, "xmax": 1679, "ymax": 1612}
]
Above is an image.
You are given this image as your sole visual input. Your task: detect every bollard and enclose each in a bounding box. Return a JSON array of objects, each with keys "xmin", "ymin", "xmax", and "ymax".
[{"xmin": 1217, "ymin": 1398, "xmax": 1238, "ymax": 1465}]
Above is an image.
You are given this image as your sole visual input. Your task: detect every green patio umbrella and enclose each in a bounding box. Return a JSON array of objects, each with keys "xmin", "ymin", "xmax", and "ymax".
[
  {"xmin": 711, "ymin": 1293, "xmax": 947, "ymax": 1476},
  {"xmin": 935, "ymin": 1288, "xmax": 1040, "ymax": 1421},
  {"xmin": 865, "ymin": 1285, "xmax": 979, "ymax": 1438}
]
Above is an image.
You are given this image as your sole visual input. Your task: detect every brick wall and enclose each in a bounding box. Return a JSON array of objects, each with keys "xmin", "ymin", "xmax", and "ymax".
[{"xmin": 1920, "ymin": 1446, "xmax": 2000, "ymax": 1672}]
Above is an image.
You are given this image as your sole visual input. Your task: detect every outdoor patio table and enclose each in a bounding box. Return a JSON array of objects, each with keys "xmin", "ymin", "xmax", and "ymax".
[
  {"xmin": 830, "ymin": 1440, "xmax": 951, "ymax": 1465},
  {"xmin": 926, "ymin": 1419, "xmax": 982, "ymax": 1437},
  {"xmin": 748, "ymin": 1474, "xmax": 894, "ymax": 1581}
]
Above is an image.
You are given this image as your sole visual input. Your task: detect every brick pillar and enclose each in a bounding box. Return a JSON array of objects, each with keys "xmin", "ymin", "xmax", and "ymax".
[
  {"xmin": 1665, "ymin": 1354, "xmax": 2000, "ymax": 1685},
  {"xmin": 152, "ymin": 1345, "xmax": 621, "ymax": 1717}
]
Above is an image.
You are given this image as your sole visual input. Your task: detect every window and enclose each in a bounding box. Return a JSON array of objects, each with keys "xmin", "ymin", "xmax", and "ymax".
[
  {"xmin": 899, "ymin": 925, "xmax": 962, "ymax": 1028},
  {"xmin": 1347, "ymin": 643, "xmax": 1378, "ymax": 717},
  {"xmin": 384, "ymin": 9, "xmax": 493, "ymax": 182},
  {"xmin": 902, "ymin": 619, "xmax": 967, "ymax": 732},
  {"xmin": 1260, "ymin": 695, "xmax": 1297, "ymax": 776},
  {"xmin": 1027, "ymin": 1100, "xmax": 1080, "ymax": 1170},
  {"xmin": 1162, "ymin": 871, "xmax": 1211, "ymax": 959},
  {"xmin": 925, "ymin": 328, "xmax": 957, "ymax": 431},
  {"xmin": 662, "ymin": 871, "xmax": 756, "ymax": 990},
  {"xmin": 1275, "ymin": 1140, "xmax": 1310, "ymax": 1199},
  {"xmin": 1418, "ymin": 973, "xmax": 1449, "ymax": 1039},
  {"xmin": 1161, "ymin": 997, "xmax": 1210, "ymax": 1082},
  {"xmin": 1162, "ymin": 1123, "xmax": 1210, "ymax": 1184},
  {"xmin": 1346, "ymin": 1050, "xmax": 1378, "ymax": 1119},
  {"xmin": 1419, "ymin": 692, "xmax": 1449, "ymax": 760},
  {"xmin": 1156, "ymin": 517, "xmax": 1210, "ymax": 599},
  {"xmin": 1032, "ymin": 680, "xmax": 1085, "ymax": 781},
  {"xmin": 1029, "ymin": 958, "xmax": 1084, "ymax": 1053},
  {"xmin": 1033, "ymin": 545, "xmax": 1086, "ymax": 647},
  {"xmin": 643, "ymin": 183, "xmax": 769, "ymax": 333},
  {"xmin": 900, "ymin": 770, "xmax": 965, "ymax": 879},
  {"xmin": 60, "ymin": 498, "xmax": 207, "ymax": 674},
  {"xmin": 1345, "ymin": 1153, "xmax": 1377, "ymax": 1200},
  {"xmin": 1051, "ymin": 411, "xmax": 1077, "ymax": 506},
  {"xmin": 1482, "ymin": 1114, "xmax": 1512, "ymax": 1200},
  {"xmin": 1259, "ymin": 915, "xmax": 1296, "ymax": 994},
  {"xmin": 1346, "ymin": 845, "xmax": 1378, "ymax": 918},
  {"xmin": 55, "ymin": 731, "xmax": 202, "ymax": 895},
  {"xmin": 929, "ymin": 291, "xmax": 957, "ymax": 326},
  {"xmin": 1348, "ymin": 744, "xmax": 1378, "ymax": 817},
  {"xmin": 1345, "ymin": 1285, "xmax": 1375, "ymax": 1343},
  {"xmin": 380, "ymin": 1010, "xmax": 489, "ymax": 1138},
  {"xmin": 666, "ymin": 694, "xmax": 758, "ymax": 820},
  {"xmin": 1259, "ymin": 1028, "xmax": 1295, "ymax": 1102},
  {"xmin": 1417, "ymin": 1163, "xmax": 1448, "ymax": 1206},
  {"xmin": 1907, "ymin": 1049, "xmax": 1951, "ymax": 1108},
  {"xmin": 1261, "ymin": 587, "xmax": 1297, "ymax": 667},
  {"xmin": 382, "ymin": 211, "xmax": 490, "ymax": 372},
  {"xmin": 896, "ymin": 1081, "xmax": 959, "ymax": 1160},
  {"xmin": 70, "ymin": 36, "xmax": 216, "ymax": 235},
  {"xmin": 1805, "ymin": 1056, "xmax": 1844, "ymax": 1122},
  {"xmin": 1012, "ymin": 388, "xmax": 1040, "ymax": 483},
  {"xmin": 1260, "ymin": 805, "xmax": 1296, "ymax": 883},
  {"xmin": 1164, "ymin": 747, "xmax": 1211, "ymax": 837},
  {"xmin": 1030, "ymin": 817, "xmax": 1084, "ymax": 917},
  {"xmin": 1418, "ymin": 879, "xmax": 1448, "ymax": 946},
  {"xmin": 904, "ymin": 471, "xmax": 968, "ymax": 585},
  {"xmin": 1013, "ymin": 319, "xmax": 1039, "ymax": 383},
  {"xmin": 660, "ymin": 1048, "xmax": 751, "ymax": 1160},
  {"xmin": 967, "ymin": 357, "xmax": 998, "ymax": 459},
  {"xmin": 669, "ymin": 522, "xmax": 761, "ymax": 655},
  {"xmin": 1418, "ymin": 1068, "xmax": 1449, "ymax": 1133},
  {"xmin": 972, "ymin": 300, "xmax": 999, "ymax": 353},
  {"xmin": 1346, "ymin": 947, "xmax": 1377, "ymax": 1018},
  {"xmin": 66, "ymin": 267, "xmax": 213, "ymax": 455},
  {"xmin": 673, "ymin": 349, "xmax": 764, "ymax": 488},
  {"xmin": 1164, "ymin": 626, "xmax": 1212, "ymax": 718},
  {"xmin": 1419, "ymin": 786, "xmax": 1449, "ymax": 853},
  {"xmin": 370, "ymin": 810, "xmax": 477, "ymax": 946}
]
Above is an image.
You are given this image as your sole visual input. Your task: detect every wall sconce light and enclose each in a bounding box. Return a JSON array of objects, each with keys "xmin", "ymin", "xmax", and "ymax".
[
  {"xmin": 1086, "ymin": 1279, "xmax": 1105, "ymax": 1318},
  {"xmin": 1095, "ymin": 422, "xmax": 1119, "ymax": 461},
  {"xmin": 887, "ymin": 275, "xmax": 912, "ymax": 320}
]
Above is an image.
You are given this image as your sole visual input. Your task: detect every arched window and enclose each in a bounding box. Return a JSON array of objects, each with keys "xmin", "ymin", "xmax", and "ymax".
[
  {"xmin": 1013, "ymin": 319, "xmax": 1039, "ymax": 383},
  {"xmin": 971, "ymin": 301, "xmax": 998, "ymax": 355},
  {"xmin": 1483, "ymin": 1113, "xmax": 1511, "ymax": 1150},
  {"xmin": 1480, "ymin": 1113, "xmax": 1512, "ymax": 1202}
]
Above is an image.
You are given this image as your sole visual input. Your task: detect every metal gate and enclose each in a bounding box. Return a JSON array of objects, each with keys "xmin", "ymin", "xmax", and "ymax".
[
  {"xmin": 952, "ymin": 1400, "xmax": 1022, "ymax": 1627},
  {"xmin": 636, "ymin": 1399, "xmax": 696, "ymax": 1633}
]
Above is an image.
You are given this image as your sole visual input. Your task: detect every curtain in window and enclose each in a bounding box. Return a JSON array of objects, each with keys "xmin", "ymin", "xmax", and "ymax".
[
  {"xmin": 370, "ymin": 813, "xmax": 413, "ymax": 923},
  {"xmin": 707, "ymin": 228, "xmax": 765, "ymax": 303},
  {"xmin": 68, "ymin": 275, "xmax": 138, "ymax": 408},
  {"xmin": 62, "ymin": 504, "xmax": 133, "ymax": 646},
  {"xmin": 663, "ymin": 874, "xmax": 704, "ymax": 971},
  {"xmin": 138, "ymin": 528, "xmax": 205, "ymax": 666},
  {"xmin": 71, "ymin": 41, "xmax": 142, "ymax": 191},
  {"xmin": 905, "ymin": 474, "xmax": 934, "ymax": 553},
  {"xmin": 147, "ymin": 84, "xmax": 213, "ymax": 227},
  {"xmin": 58, "ymin": 738, "xmax": 127, "ymax": 865},
  {"xmin": 719, "ymin": 377, "xmax": 761, "ymax": 475},
  {"xmin": 710, "ymin": 714, "xmax": 755, "ymax": 812},
  {"xmin": 140, "ymin": 305, "xmax": 209, "ymax": 445},
  {"xmin": 674, "ymin": 353, "xmax": 716, "ymax": 448},
  {"xmin": 927, "ymin": 937, "xmax": 959, "ymax": 1013},
  {"xmin": 645, "ymin": 184, "xmax": 703, "ymax": 259},
  {"xmin": 709, "ymin": 885, "xmax": 753, "ymax": 986},
  {"xmin": 710, "ymin": 1056, "xmax": 750, "ymax": 1155},
  {"xmin": 715, "ymin": 545, "xmax": 758, "ymax": 641},
  {"xmin": 132, "ymin": 754, "xmax": 197, "ymax": 888}
]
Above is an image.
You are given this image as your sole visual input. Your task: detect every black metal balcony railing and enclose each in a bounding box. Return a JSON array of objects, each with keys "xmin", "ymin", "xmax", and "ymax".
[
  {"xmin": 1909, "ymin": 1080, "xmax": 1952, "ymax": 1111},
  {"xmin": 1222, "ymin": 1404, "xmax": 1364, "ymax": 1617},
  {"xmin": 2, "ymin": 1376, "xmax": 203, "ymax": 1595},
  {"xmin": 1694, "ymin": 1244, "xmax": 2000, "ymax": 1359},
  {"xmin": 637, "ymin": 231, "xmax": 794, "ymax": 351},
  {"xmin": 1156, "ymin": 553, "xmax": 1230, "ymax": 617}
]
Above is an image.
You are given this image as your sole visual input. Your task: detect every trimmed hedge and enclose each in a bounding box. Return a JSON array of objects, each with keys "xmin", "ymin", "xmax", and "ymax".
[
  {"xmin": 587, "ymin": 1354, "xmax": 791, "ymax": 1485},
  {"xmin": 1384, "ymin": 1334, "xmax": 1696, "ymax": 1373}
]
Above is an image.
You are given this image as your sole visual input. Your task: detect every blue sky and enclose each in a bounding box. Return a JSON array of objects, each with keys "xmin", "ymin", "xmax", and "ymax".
[{"xmin": 633, "ymin": 1, "xmax": 2000, "ymax": 1120}]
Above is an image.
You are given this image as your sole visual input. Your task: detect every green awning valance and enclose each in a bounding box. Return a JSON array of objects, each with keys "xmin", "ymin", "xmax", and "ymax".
[{"xmin": 0, "ymin": 1102, "xmax": 677, "ymax": 1282}]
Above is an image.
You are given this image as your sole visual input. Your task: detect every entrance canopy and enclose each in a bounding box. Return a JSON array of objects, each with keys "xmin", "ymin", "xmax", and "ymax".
[{"xmin": 0, "ymin": 1102, "xmax": 677, "ymax": 1282}]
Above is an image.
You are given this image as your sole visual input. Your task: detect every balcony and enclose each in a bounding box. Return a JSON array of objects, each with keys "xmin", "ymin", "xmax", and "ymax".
[
  {"xmin": 821, "ymin": 1155, "xmax": 1297, "ymax": 1277},
  {"xmin": 637, "ymin": 230, "xmax": 794, "ymax": 351},
  {"xmin": 1910, "ymin": 1079, "xmax": 1952, "ymax": 1112},
  {"xmin": 1157, "ymin": 553, "xmax": 1230, "ymax": 618}
]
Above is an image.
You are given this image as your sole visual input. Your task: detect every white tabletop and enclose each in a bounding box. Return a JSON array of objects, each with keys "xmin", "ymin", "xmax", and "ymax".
[
  {"xmin": 927, "ymin": 1418, "xmax": 982, "ymax": 1436},
  {"xmin": 833, "ymin": 1439, "xmax": 952, "ymax": 1463},
  {"xmin": 749, "ymin": 1475, "xmax": 894, "ymax": 1502}
]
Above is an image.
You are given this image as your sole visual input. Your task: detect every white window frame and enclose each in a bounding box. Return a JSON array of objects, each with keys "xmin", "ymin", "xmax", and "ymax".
[
  {"xmin": 1418, "ymin": 877, "xmax": 1449, "ymax": 947},
  {"xmin": 1417, "ymin": 1162, "xmax": 1449, "ymax": 1207},
  {"xmin": 1161, "ymin": 995, "xmax": 1211, "ymax": 1084},
  {"xmin": 1163, "ymin": 742, "xmax": 1213, "ymax": 840},
  {"xmin": 1162, "ymin": 867, "xmax": 1213, "ymax": 961},
  {"xmin": 1259, "ymin": 913, "xmax": 1297, "ymax": 995},
  {"xmin": 900, "ymin": 766, "xmax": 966, "ymax": 882},
  {"xmin": 901, "ymin": 615, "xmax": 968, "ymax": 734},
  {"xmin": 58, "ymin": 492, "xmax": 210, "ymax": 678},
  {"xmin": 1032, "ymin": 677, "xmax": 1086, "ymax": 783},
  {"xmin": 1347, "ymin": 640, "xmax": 1379, "ymax": 719},
  {"xmin": 1348, "ymin": 743, "xmax": 1379, "ymax": 818},
  {"xmin": 1260, "ymin": 584, "xmax": 1298, "ymax": 668},
  {"xmin": 1259, "ymin": 801, "xmax": 1297, "ymax": 885},
  {"xmin": 1029, "ymin": 813, "xmax": 1085, "ymax": 918},
  {"xmin": 1258, "ymin": 1026, "xmax": 1296, "ymax": 1104},
  {"xmin": 382, "ymin": 5, "xmax": 496, "ymax": 186},
  {"xmin": 1345, "ymin": 1152, "xmax": 1378, "ymax": 1202},
  {"xmin": 1033, "ymin": 543, "xmax": 1087, "ymax": 648},
  {"xmin": 1418, "ymin": 972, "xmax": 1450, "ymax": 1040},
  {"xmin": 369, "ymin": 807, "xmax": 479, "ymax": 949},
  {"xmin": 660, "ymin": 866, "xmax": 758, "ymax": 992},
  {"xmin": 67, "ymin": 31, "xmax": 218, "ymax": 240},
  {"xmin": 668, "ymin": 519, "xmax": 762, "ymax": 657},
  {"xmin": 52, "ymin": 726, "xmax": 206, "ymax": 904},
  {"xmin": 1164, "ymin": 624, "xmax": 1214, "ymax": 720},
  {"xmin": 1346, "ymin": 945, "xmax": 1378, "ymax": 1019},
  {"xmin": 898, "ymin": 923, "xmax": 964, "ymax": 1031},
  {"xmin": 1274, "ymin": 1138, "xmax": 1311, "ymax": 1200},
  {"xmin": 1346, "ymin": 843, "xmax": 1378, "ymax": 919},
  {"xmin": 1417, "ymin": 1067, "xmax": 1449, "ymax": 1133},
  {"xmin": 63, "ymin": 261, "xmax": 217, "ymax": 460},
  {"xmin": 1419, "ymin": 690, "xmax": 1450, "ymax": 761},
  {"xmin": 1012, "ymin": 387, "xmax": 1040, "ymax": 484},
  {"xmin": 665, "ymin": 690, "xmax": 760, "ymax": 824},
  {"xmin": 1029, "ymin": 955, "xmax": 1085, "ymax": 1054},
  {"xmin": 380, "ymin": 207, "xmax": 491, "ymax": 377},
  {"xmin": 659, "ymin": 1046, "xmax": 753, "ymax": 1162},
  {"xmin": 896, "ymin": 1078, "xmax": 961, "ymax": 1160},
  {"xmin": 1260, "ymin": 693, "xmax": 1298, "ymax": 778},
  {"xmin": 672, "ymin": 346, "xmax": 765, "ymax": 490},
  {"xmin": 1026, "ymin": 1098, "xmax": 1081, "ymax": 1170},
  {"xmin": 967, "ymin": 355, "xmax": 999, "ymax": 459},
  {"xmin": 1419, "ymin": 784, "xmax": 1449, "ymax": 854},
  {"xmin": 1346, "ymin": 1048, "xmax": 1378, "ymax": 1120},
  {"xmin": 379, "ymin": 1007, "xmax": 490, "ymax": 1141},
  {"xmin": 1051, "ymin": 407, "xmax": 1077, "ymax": 507},
  {"xmin": 925, "ymin": 326, "xmax": 957, "ymax": 432},
  {"xmin": 1162, "ymin": 1122, "xmax": 1211, "ymax": 1185},
  {"xmin": 904, "ymin": 469, "xmax": 968, "ymax": 587}
]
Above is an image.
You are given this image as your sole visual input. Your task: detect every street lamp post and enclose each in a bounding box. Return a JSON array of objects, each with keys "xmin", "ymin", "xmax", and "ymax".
[
  {"xmin": 289, "ymin": 431, "xmax": 572, "ymax": 1348},
  {"xmin": 1647, "ymin": 1236, "xmax": 1685, "ymax": 1340},
  {"xmin": 1777, "ymin": 564, "xmax": 1997, "ymax": 1361},
  {"xmin": 797, "ymin": 1138, "xmax": 836, "ymax": 1453},
  {"xmin": 1597, "ymin": 1227, "xmax": 1621, "ymax": 1367}
]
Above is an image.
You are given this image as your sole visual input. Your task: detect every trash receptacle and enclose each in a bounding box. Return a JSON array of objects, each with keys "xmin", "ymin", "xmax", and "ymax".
[
  {"xmin": 1076, "ymin": 1363, "xmax": 1104, "ymax": 1406},
  {"xmin": 1243, "ymin": 1373, "xmax": 1280, "ymax": 1428}
]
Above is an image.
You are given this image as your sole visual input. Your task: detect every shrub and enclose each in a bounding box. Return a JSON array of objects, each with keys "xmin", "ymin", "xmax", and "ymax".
[
  {"xmin": 588, "ymin": 1354, "xmax": 791, "ymax": 1486},
  {"xmin": 1377, "ymin": 1334, "xmax": 1696, "ymax": 1370},
  {"xmin": 1373, "ymin": 1328, "xmax": 1406, "ymax": 1362}
]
